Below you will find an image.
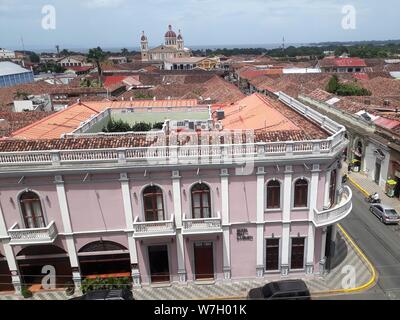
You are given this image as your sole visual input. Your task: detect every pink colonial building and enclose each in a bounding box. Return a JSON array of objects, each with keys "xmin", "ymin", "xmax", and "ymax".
[{"xmin": 0, "ymin": 93, "xmax": 352, "ymax": 293}]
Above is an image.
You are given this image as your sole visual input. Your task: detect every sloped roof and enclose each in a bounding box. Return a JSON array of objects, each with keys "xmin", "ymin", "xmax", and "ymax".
[
  {"xmin": 11, "ymin": 99, "xmax": 198, "ymax": 140},
  {"xmin": 0, "ymin": 62, "xmax": 32, "ymax": 77}
]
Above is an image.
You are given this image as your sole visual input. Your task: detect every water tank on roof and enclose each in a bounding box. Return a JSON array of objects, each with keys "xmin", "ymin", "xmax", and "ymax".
[{"xmin": 216, "ymin": 110, "xmax": 225, "ymax": 120}]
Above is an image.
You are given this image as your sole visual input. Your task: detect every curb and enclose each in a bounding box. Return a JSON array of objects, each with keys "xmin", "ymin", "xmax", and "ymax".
[
  {"xmin": 205, "ymin": 223, "xmax": 378, "ymax": 300},
  {"xmin": 311, "ymin": 223, "xmax": 377, "ymax": 297},
  {"xmin": 347, "ymin": 176, "xmax": 370, "ymax": 197}
]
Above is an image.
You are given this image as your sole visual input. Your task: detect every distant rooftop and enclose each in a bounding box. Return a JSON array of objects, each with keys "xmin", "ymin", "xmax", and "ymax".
[{"xmin": 0, "ymin": 62, "xmax": 32, "ymax": 77}]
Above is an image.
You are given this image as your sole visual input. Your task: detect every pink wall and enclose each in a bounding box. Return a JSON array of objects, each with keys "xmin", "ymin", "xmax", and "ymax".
[
  {"xmin": 0, "ymin": 176, "xmax": 64, "ymax": 232},
  {"xmin": 74, "ymin": 234, "xmax": 129, "ymax": 252},
  {"xmin": 181, "ymin": 171, "xmax": 221, "ymax": 219},
  {"xmin": 65, "ymin": 181, "xmax": 126, "ymax": 232},
  {"xmin": 229, "ymin": 176, "xmax": 257, "ymax": 223},
  {"xmin": 129, "ymin": 174, "xmax": 174, "ymax": 221},
  {"xmin": 230, "ymin": 225, "xmax": 256, "ymax": 279}
]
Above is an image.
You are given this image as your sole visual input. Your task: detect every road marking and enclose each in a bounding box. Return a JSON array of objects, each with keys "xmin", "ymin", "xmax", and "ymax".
[
  {"xmin": 206, "ymin": 224, "xmax": 378, "ymax": 300},
  {"xmin": 347, "ymin": 176, "xmax": 370, "ymax": 197},
  {"xmin": 313, "ymin": 224, "xmax": 378, "ymax": 297}
]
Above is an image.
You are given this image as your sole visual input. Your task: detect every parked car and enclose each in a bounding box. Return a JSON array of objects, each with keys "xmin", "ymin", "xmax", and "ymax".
[
  {"xmin": 247, "ymin": 280, "xmax": 311, "ymax": 300},
  {"xmin": 370, "ymin": 204, "xmax": 400, "ymax": 224},
  {"xmin": 70, "ymin": 289, "xmax": 134, "ymax": 300}
]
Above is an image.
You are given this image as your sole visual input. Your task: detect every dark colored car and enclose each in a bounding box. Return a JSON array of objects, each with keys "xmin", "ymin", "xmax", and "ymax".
[
  {"xmin": 247, "ymin": 280, "xmax": 311, "ymax": 300},
  {"xmin": 70, "ymin": 289, "xmax": 134, "ymax": 300}
]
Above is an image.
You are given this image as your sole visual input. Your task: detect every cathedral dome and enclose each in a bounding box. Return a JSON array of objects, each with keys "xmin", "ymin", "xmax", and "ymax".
[{"xmin": 165, "ymin": 25, "xmax": 177, "ymax": 38}]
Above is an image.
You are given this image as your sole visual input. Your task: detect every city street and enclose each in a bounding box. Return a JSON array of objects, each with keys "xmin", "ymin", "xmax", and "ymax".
[{"xmin": 319, "ymin": 183, "xmax": 400, "ymax": 300}]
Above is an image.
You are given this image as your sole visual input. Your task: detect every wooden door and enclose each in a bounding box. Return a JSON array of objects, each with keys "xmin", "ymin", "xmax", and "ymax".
[{"xmin": 194, "ymin": 242, "xmax": 214, "ymax": 280}]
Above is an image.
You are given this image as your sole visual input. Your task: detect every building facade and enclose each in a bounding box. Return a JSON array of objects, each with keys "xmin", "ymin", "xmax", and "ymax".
[
  {"xmin": 0, "ymin": 93, "xmax": 352, "ymax": 293},
  {"xmin": 0, "ymin": 61, "xmax": 34, "ymax": 88},
  {"xmin": 141, "ymin": 25, "xmax": 192, "ymax": 63}
]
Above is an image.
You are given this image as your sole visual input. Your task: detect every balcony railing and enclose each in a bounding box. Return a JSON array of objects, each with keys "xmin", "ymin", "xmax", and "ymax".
[
  {"xmin": 182, "ymin": 213, "xmax": 222, "ymax": 235},
  {"xmin": 133, "ymin": 215, "xmax": 176, "ymax": 238},
  {"xmin": 0, "ymin": 93, "xmax": 347, "ymax": 169},
  {"xmin": 8, "ymin": 221, "xmax": 58, "ymax": 245},
  {"xmin": 313, "ymin": 186, "xmax": 353, "ymax": 227}
]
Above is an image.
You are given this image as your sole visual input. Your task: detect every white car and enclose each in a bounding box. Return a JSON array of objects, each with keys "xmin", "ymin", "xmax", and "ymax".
[{"xmin": 369, "ymin": 204, "xmax": 400, "ymax": 224}]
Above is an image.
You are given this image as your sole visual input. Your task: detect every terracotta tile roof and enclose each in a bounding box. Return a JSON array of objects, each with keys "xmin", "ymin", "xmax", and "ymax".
[
  {"xmin": 215, "ymin": 93, "xmax": 328, "ymax": 139},
  {"xmin": 0, "ymin": 111, "xmax": 54, "ymax": 137},
  {"xmin": 319, "ymin": 57, "xmax": 367, "ymax": 68},
  {"xmin": 103, "ymin": 76, "xmax": 128, "ymax": 89},
  {"xmin": 120, "ymin": 76, "xmax": 244, "ymax": 105},
  {"xmin": 10, "ymin": 99, "xmax": 199, "ymax": 140},
  {"xmin": 239, "ymin": 68, "xmax": 283, "ymax": 80}
]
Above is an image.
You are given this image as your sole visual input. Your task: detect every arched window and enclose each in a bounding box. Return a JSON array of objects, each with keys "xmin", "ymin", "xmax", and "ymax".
[
  {"xmin": 294, "ymin": 179, "xmax": 308, "ymax": 208},
  {"xmin": 19, "ymin": 191, "xmax": 45, "ymax": 228},
  {"xmin": 266, "ymin": 180, "xmax": 281, "ymax": 209},
  {"xmin": 191, "ymin": 183, "xmax": 211, "ymax": 219},
  {"xmin": 143, "ymin": 186, "xmax": 165, "ymax": 221}
]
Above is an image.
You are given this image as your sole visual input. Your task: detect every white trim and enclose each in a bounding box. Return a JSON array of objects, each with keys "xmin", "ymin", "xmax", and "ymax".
[
  {"xmin": 282, "ymin": 171, "xmax": 292, "ymax": 222},
  {"xmin": 54, "ymin": 176, "xmax": 79, "ymax": 270},
  {"xmin": 281, "ymin": 223, "xmax": 290, "ymax": 268},
  {"xmin": 220, "ymin": 171, "xmax": 230, "ymax": 275}
]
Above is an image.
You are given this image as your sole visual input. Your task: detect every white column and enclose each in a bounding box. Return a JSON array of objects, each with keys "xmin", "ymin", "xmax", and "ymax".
[
  {"xmin": 220, "ymin": 169, "xmax": 231, "ymax": 279},
  {"xmin": 0, "ymin": 200, "xmax": 22, "ymax": 293},
  {"xmin": 54, "ymin": 175, "xmax": 81, "ymax": 289},
  {"xmin": 319, "ymin": 227, "xmax": 327, "ymax": 275},
  {"xmin": 256, "ymin": 167, "xmax": 265, "ymax": 277},
  {"xmin": 323, "ymin": 170, "xmax": 331, "ymax": 208},
  {"xmin": 281, "ymin": 166, "xmax": 293, "ymax": 276},
  {"xmin": 306, "ymin": 165, "xmax": 320, "ymax": 274},
  {"xmin": 281, "ymin": 223, "xmax": 290, "ymax": 276},
  {"xmin": 172, "ymin": 171, "xmax": 186, "ymax": 282},
  {"xmin": 119, "ymin": 173, "xmax": 140, "ymax": 287}
]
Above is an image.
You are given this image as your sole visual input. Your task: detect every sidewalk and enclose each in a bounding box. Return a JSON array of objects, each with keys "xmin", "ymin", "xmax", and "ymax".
[
  {"xmin": 344, "ymin": 169, "xmax": 400, "ymax": 212},
  {"xmin": 0, "ymin": 226, "xmax": 374, "ymax": 300}
]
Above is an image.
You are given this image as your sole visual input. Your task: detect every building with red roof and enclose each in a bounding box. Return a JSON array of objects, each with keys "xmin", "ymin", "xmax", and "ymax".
[{"xmin": 318, "ymin": 57, "xmax": 367, "ymax": 73}]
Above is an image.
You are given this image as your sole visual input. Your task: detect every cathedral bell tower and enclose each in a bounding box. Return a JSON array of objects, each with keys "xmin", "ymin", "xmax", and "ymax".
[{"xmin": 141, "ymin": 31, "xmax": 149, "ymax": 61}]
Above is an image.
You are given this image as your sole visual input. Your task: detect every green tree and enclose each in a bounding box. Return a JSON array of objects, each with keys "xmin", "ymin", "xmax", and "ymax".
[
  {"xmin": 88, "ymin": 47, "xmax": 106, "ymax": 86},
  {"xmin": 326, "ymin": 75, "xmax": 340, "ymax": 94},
  {"xmin": 29, "ymin": 52, "xmax": 40, "ymax": 63}
]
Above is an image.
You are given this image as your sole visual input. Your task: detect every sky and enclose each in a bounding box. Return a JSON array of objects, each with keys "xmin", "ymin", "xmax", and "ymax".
[{"xmin": 0, "ymin": 0, "xmax": 399, "ymax": 51}]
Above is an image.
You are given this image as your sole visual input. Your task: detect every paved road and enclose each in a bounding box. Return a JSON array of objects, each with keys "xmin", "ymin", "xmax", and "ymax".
[{"xmin": 319, "ymin": 183, "xmax": 400, "ymax": 300}]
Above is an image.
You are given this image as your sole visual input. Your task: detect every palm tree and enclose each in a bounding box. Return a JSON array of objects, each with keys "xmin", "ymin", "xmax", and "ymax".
[
  {"xmin": 88, "ymin": 47, "xmax": 106, "ymax": 86},
  {"xmin": 121, "ymin": 48, "xmax": 129, "ymax": 55}
]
